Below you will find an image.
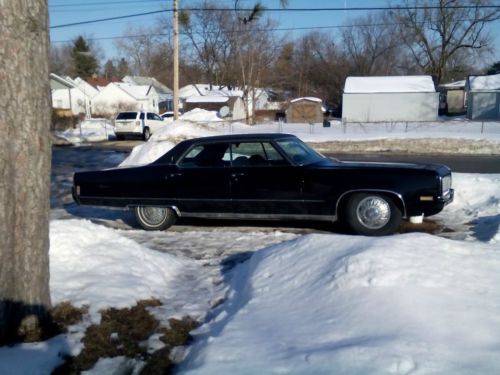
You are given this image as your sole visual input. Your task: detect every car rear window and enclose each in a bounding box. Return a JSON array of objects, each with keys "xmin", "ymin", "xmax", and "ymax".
[{"xmin": 116, "ymin": 112, "xmax": 138, "ymax": 120}]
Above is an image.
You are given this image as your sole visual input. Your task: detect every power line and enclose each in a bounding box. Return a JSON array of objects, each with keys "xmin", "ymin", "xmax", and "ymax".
[
  {"xmin": 50, "ymin": 18, "xmax": 492, "ymax": 44},
  {"xmin": 50, "ymin": 5, "xmax": 500, "ymax": 29}
]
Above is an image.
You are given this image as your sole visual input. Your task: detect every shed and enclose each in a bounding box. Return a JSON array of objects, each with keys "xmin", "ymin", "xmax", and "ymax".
[
  {"xmin": 286, "ymin": 97, "xmax": 323, "ymax": 123},
  {"xmin": 465, "ymin": 74, "xmax": 500, "ymax": 120},
  {"xmin": 342, "ymin": 76, "xmax": 439, "ymax": 122},
  {"xmin": 185, "ymin": 95, "xmax": 246, "ymax": 120},
  {"xmin": 438, "ymin": 80, "xmax": 466, "ymax": 115}
]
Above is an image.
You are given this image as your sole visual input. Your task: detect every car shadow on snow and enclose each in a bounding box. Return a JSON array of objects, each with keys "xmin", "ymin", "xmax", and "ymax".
[{"xmin": 471, "ymin": 214, "xmax": 500, "ymax": 242}]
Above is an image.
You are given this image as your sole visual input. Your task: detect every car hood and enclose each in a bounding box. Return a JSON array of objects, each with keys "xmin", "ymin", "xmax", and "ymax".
[{"xmin": 314, "ymin": 158, "xmax": 451, "ymax": 174}]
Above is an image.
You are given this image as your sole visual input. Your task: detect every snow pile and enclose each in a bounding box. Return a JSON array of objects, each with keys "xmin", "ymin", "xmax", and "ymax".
[
  {"xmin": 50, "ymin": 219, "xmax": 214, "ymax": 321},
  {"xmin": 119, "ymin": 120, "xmax": 228, "ymax": 166},
  {"xmin": 180, "ymin": 108, "xmax": 223, "ymax": 122},
  {"xmin": 436, "ymin": 173, "xmax": 500, "ymax": 243},
  {"xmin": 181, "ymin": 233, "xmax": 500, "ymax": 375},
  {"xmin": 55, "ymin": 119, "xmax": 115, "ymax": 144}
]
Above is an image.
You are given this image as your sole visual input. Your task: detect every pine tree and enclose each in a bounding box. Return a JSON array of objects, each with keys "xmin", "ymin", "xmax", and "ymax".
[{"xmin": 71, "ymin": 36, "xmax": 98, "ymax": 78}]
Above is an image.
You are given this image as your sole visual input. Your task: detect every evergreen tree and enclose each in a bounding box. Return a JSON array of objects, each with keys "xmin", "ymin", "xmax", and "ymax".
[
  {"xmin": 487, "ymin": 61, "xmax": 500, "ymax": 75},
  {"xmin": 103, "ymin": 59, "xmax": 118, "ymax": 79},
  {"xmin": 117, "ymin": 58, "xmax": 131, "ymax": 78},
  {"xmin": 71, "ymin": 36, "xmax": 98, "ymax": 78}
]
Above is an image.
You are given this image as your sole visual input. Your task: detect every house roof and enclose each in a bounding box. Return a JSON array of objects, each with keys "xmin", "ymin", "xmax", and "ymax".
[
  {"xmin": 468, "ymin": 74, "xmax": 500, "ymax": 90},
  {"xmin": 86, "ymin": 76, "xmax": 120, "ymax": 89},
  {"xmin": 439, "ymin": 80, "xmax": 466, "ymax": 89},
  {"xmin": 344, "ymin": 76, "xmax": 436, "ymax": 93},
  {"xmin": 114, "ymin": 83, "xmax": 156, "ymax": 99},
  {"xmin": 50, "ymin": 73, "xmax": 76, "ymax": 90},
  {"xmin": 186, "ymin": 95, "xmax": 230, "ymax": 104},
  {"xmin": 179, "ymin": 84, "xmax": 243, "ymax": 98},
  {"xmin": 290, "ymin": 97, "xmax": 322, "ymax": 103},
  {"xmin": 122, "ymin": 76, "xmax": 172, "ymax": 94}
]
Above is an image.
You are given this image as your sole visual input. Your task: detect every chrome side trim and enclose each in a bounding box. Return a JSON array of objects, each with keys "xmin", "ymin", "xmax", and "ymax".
[
  {"xmin": 335, "ymin": 189, "xmax": 407, "ymax": 218},
  {"xmin": 181, "ymin": 212, "xmax": 337, "ymax": 222}
]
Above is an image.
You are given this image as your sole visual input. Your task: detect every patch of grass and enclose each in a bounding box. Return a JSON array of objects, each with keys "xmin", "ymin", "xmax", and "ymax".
[
  {"xmin": 51, "ymin": 302, "xmax": 88, "ymax": 331},
  {"xmin": 52, "ymin": 299, "xmax": 199, "ymax": 375},
  {"xmin": 160, "ymin": 317, "xmax": 199, "ymax": 347}
]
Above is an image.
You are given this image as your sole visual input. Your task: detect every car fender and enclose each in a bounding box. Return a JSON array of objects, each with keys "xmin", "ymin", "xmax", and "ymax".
[{"xmin": 335, "ymin": 189, "xmax": 407, "ymax": 218}]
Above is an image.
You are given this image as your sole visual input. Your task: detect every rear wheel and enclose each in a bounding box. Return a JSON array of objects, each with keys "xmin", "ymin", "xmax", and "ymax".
[
  {"xmin": 345, "ymin": 193, "xmax": 401, "ymax": 236},
  {"xmin": 134, "ymin": 206, "xmax": 176, "ymax": 231},
  {"xmin": 116, "ymin": 134, "xmax": 125, "ymax": 141}
]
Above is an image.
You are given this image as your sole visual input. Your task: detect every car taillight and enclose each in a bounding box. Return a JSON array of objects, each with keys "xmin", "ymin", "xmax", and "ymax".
[{"xmin": 135, "ymin": 120, "xmax": 141, "ymax": 127}]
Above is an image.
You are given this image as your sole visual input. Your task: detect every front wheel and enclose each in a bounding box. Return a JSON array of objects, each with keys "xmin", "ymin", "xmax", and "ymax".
[
  {"xmin": 345, "ymin": 193, "xmax": 402, "ymax": 236},
  {"xmin": 142, "ymin": 127, "xmax": 151, "ymax": 141},
  {"xmin": 134, "ymin": 206, "xmax": 177, "ymax": 231}
]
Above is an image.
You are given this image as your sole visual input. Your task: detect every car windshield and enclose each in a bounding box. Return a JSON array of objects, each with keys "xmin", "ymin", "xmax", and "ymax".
[
  {"xmin": 276, "ymin": 138, "xmax": 325, "ymax": 165},
  {"xmin": 116, "ymin": 112, "xmax": 137, "ymax": 120}
]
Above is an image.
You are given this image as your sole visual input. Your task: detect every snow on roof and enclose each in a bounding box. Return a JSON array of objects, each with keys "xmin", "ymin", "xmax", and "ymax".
[
  {"xmin": 290, "ymin": 97, "xmax": 322, "ymax": 103},
  {"xmin": 439, "ymin": 80, "xmax": 466, "ymax": 89},
  {"xmin": 186, "ymin": 96, "xmax": 229, "ymax": 103},
  {"xmin": 344, "ymin": 76, "xmax": 436, "ymax": 93},
  {"xmin": 115, "ymin": 83, "xmax": 155, "ymax": 99},
  {"xmin": 122, "ymin": 76, "xmax": 172, "ymax": 94},
  {"xmin": 468, "ymin": 74, "xmax": 500, "ymax": 90}
]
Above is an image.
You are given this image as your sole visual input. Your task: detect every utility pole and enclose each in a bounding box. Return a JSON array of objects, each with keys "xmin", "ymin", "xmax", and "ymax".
[{"xmin": 173, "ymin": 0, "xmax": 179, "ymax": 120}]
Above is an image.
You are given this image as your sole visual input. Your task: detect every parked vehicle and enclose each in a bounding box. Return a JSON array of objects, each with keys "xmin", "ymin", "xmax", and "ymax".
[
  {"xmin": 114, "ymin": 111, "xmax": 165, "ymax": 141},
  {"xmin": 73, "ymin": 134, "xmax": 453, "ymax": 236}
]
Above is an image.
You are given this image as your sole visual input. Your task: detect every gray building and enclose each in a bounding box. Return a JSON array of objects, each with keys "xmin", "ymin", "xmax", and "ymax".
[
  {"xmin": 342, "ymin": 76, "xmax": 439, "ymax": 122},
  {"xmin": 465, "ymin": 74, "xmax": 500, "ymax": 120}
]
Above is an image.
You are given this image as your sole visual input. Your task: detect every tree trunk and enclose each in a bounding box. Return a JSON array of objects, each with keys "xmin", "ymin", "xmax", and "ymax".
[{"xmin": 0, "ymin": 0, "xmax": 52, "ymax": 344}]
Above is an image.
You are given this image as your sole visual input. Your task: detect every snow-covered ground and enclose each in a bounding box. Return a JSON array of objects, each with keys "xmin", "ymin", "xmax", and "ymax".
[{"xmin": 1, "ymin": 170, "xmax": 499, "ymax": 374}]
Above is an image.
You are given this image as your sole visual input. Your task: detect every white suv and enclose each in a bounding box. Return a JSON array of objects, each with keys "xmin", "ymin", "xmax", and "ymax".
[{"xmin": 114, "ymin": 111, "xmax": 165, "ymax": 141}]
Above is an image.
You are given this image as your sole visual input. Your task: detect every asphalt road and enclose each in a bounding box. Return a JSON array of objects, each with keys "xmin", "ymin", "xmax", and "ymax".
[{"xmin": 327, "ymin": 153, "xmax": 500, "ymax": 173}]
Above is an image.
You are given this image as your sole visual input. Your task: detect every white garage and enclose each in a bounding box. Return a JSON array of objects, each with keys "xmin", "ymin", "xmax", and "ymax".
[{"xmin": 342, "ymin": 76, "xmax": 439, "ymax": 122}]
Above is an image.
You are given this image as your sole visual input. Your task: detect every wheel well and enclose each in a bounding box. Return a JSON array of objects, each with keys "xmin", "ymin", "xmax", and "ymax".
[{"xmin": 336, "ymin": 191, "xmax": 406, "ymax": 219}]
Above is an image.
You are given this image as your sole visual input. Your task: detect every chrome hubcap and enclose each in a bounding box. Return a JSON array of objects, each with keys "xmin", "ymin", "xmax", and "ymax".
[
  {"xmin": 356, "ymin": 196, "xmax": 391, "ymax": 229},
  {"xmin": 139, "ymin": 207, "xmax": 167, "ymax": 226}
]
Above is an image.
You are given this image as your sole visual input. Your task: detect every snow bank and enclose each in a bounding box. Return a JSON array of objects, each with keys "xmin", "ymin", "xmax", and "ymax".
[
  {"xmin": 55, "ymin": 119, "xmax": 115, "ymax": 144},
  {"xmin": 436, "ymin": 173, "xmax": 500, "ymax": 243},
  {"xmin": 119, "ymin": 120, "xmax": 228, "ymax": 166},
  {"xmin": 180, "ymin": 108, "xmax": 223, "ymax": 122},
  {"xmin": 181, "ymin": 233, "xmax": 500, "ymax": 375},
  {"xmin": 50, "ymin": 219, "xmax": 214, "ymax": 321}
]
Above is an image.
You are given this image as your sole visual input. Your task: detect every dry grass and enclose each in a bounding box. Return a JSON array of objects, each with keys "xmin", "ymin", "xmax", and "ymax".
[{"xmin": 52, "ymin": 299, "xmax": 199, "ymax": 375}]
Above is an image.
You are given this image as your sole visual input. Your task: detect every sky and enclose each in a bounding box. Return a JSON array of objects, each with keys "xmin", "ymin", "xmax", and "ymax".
[{"xmin": 49, "ymin": 0, "xmax": 500, "ymax": 70}]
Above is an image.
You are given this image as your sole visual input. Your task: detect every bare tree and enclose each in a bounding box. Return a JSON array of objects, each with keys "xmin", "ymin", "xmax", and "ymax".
[
  {"xmin": 394, "ymin": 0, "xmax": 500, "ymax": 83},
  {"xmin": 0, "ymin": 0, "xmax": 52, "ymax": 344},
  {"xmin": 115, "ymin": 21, "xmax": 174, "ymax": 85},
  {"xmin": 341, "ymin": 13, "xmax": 402, "ymax": 75},
  {"xmin": 180, "ymin": 1, "xmax": 234, "ymax": 86}
]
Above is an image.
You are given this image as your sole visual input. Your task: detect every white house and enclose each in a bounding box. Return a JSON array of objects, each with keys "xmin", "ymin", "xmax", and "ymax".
[
  {"xmin": 91, "ymin": 82, "xmax": 161, "ymax": 116},
  {"xmin": 50, "ymin": 73, "xmax": 93, "ymax": 116},
  {"xmin": 342, "ymin": 75, "xmax": 439, "ymax": 122}
]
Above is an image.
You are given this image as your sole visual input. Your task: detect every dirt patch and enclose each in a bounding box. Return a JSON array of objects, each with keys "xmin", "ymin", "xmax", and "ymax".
[{"xmin": 53, "ymin": 299, "xmax": 199, "ymax": 375}]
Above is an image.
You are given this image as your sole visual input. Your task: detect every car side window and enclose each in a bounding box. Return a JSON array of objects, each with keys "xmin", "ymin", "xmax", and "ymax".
[
  {"xmin": 230, "ymin": 142, "xmax": 286, "ymax": 167},
  {"xmin": 178, "ymin": 143, "xmax": 230, "ymax": 168},
  {"xmin": 153, "ymin": 114, "xmax": 162, "ymax": 121},
  {"xmin": 147, "ymin": 113, "xmax": 155, "ymax": 120}
]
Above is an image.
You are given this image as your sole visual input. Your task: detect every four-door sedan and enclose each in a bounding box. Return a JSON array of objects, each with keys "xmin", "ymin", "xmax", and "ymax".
[{"xmin": 72, "ymin": 133, "xmax": 454, "ymax": 236}]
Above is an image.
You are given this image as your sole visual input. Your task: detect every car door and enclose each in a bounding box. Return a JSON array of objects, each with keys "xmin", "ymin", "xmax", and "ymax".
[
  {"xmin": 146, "ymin": 113, "xmax": 164, "ymax": 133},
  {"xmin": 229, "ymin": 141, "xmax": 305, "ymax": 216},
  {"xmin": 168, "ymin": 142, "xmax": 232, "ymax": 214}
]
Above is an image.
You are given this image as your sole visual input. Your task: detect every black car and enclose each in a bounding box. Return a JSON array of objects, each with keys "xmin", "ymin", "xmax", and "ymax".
[{"xmin": 73, "ymin": 134, "xmax": 453, "ymax": 236}]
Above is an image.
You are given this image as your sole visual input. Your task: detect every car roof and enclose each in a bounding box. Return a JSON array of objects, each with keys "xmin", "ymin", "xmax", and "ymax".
[{"xmin": 181, "ymin": 133, "xmax": 298, "ymax": 145}]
